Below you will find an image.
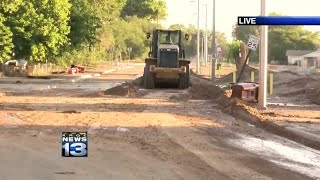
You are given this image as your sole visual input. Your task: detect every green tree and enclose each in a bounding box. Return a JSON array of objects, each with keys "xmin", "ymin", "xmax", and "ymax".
[
  {"xmin": 216, "ymin": 32, "xmax": 228, "ymax": 48},
  {"xmin": 0, "ymin": 14, "xmax": 13, "ymax": 62},
  {"xmin": 121, "ymin": 0, "xmax": 167, "ymax": 21},
  {"xmin": 110, "ymin": 17, "xmax": 155, "ymax": 58},
  {"xmin": 207, "ymin": 31, "xmax": 228, "ymax": 57},
  {"xmin": 68, "ymin": 0, "xmax": 102, "ymax": 50},
  {"xmin": 90, "ymin": 0, "xmax": 126, "ymax": 23},
  {"xmin": 232, "ymin": 24, "xmax": 259, "ymax": 42},
  {"xmin": 269, "ymin": 26, "xmax": 318, "ymax": 63},
  {"xmin": 226, "ymin": 40, "xmax": 241, "ymax": 63},
  {"xmin": 1, "ymin": 0, "xmax": 71, "ymax": 62}
]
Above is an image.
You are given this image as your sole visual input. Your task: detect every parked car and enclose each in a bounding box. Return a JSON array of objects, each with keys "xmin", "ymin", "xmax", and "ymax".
[{"xmin": 4, "ymin": 59, "xmax": 28, "ymax": 69}]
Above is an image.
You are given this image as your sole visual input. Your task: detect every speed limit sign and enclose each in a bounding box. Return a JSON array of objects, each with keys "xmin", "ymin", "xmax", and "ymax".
[{"xmin": 247, "ymin": 35, "xmax": 260, "ymax": 51}]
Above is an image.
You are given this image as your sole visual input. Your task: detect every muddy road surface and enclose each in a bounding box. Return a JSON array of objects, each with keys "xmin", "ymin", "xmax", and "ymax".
[{"xmin": 0, "ymin": 64, "xmax": 319, "ymax": 180}]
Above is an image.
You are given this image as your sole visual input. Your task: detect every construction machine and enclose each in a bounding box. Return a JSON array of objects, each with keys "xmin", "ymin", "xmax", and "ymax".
[{"xmin": 143, "ymin": 29, "xmax": 191, "ymax": 89}]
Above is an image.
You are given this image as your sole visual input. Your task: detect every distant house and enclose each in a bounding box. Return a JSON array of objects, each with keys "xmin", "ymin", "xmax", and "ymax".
[
  {"xmin": 286, "ymin": 50, "xmax": 314, "ymax": 65},
  {"xmin": 299, "ymin": 51, "xmax": 320, "ymax": 68}
]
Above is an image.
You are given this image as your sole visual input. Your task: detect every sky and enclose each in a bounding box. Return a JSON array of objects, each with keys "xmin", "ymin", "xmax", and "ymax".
[{"xmin": 163, "ymin": 0, "xmax": 320, "ymax": 41}]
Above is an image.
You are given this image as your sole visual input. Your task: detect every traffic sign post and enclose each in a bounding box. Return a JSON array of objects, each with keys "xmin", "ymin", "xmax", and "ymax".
[
  {"xmin": 247, "ymin": 35, "xmax": 259, "ymax": 51},
  {"xmin": 237, "ymin": 35, "xmax": 260, "ymax": 83}
]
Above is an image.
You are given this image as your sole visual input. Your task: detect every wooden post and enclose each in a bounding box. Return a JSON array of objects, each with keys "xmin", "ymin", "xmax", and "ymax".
[
  {"xmin": 251, "ymin": 71, "xmax": 255, "ymax": 82},
  {"xmin": 233, "ymin": 71, "xmax": 236, "ymax": 83},
  {"xmin": 270, "ymin": 73, "xmax": 273, "ymax": 95}
]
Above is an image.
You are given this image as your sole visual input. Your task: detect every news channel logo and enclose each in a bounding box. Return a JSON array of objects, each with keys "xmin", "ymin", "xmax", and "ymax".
[{"xmin": 61, "ymin": 132, "xmax": 88, "ymax": 157}]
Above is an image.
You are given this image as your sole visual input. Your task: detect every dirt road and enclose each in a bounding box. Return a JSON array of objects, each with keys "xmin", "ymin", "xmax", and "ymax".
[{"xmin": 0, "ymin": 64, "xmax": 319, "ymax": 180}]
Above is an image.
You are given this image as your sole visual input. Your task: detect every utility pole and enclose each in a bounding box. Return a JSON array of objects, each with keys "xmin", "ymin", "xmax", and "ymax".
[
  {"xmin": 201, "ymin": 38, "xmax": 204, "ymax": 64},
  {"xmin": 259, "ymin": 0, "xmax": 268, "ymax": 109},
  {"xmin": 204, "ymin": 4, "xmax": 208, "ymax": 66},
  {"xmin": 211, "ymin": 0, "xmax": 216, "ymax": 80},
  {"xmin": 197, "ymin": 0, "xmax": 200, "ymax": 73}
]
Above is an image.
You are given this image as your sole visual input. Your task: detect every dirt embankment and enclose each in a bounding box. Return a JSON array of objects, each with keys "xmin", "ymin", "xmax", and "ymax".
[
  {"xmin": 189, "ymin": 72, "xmax": 320, "ymax": 151},
  {"xmin": 101, "ymin": 71, "xmax": 320, "ymax": 151},
  {"xmin": 277, "ymin": 76, "xmax": 320, "ymax": 105}
]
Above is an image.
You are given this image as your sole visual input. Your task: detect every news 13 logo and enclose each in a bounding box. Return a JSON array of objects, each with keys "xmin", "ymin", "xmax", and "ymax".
[{"xmin": 61, "ymin": 132, "xmax": 88, "ymax": 157}]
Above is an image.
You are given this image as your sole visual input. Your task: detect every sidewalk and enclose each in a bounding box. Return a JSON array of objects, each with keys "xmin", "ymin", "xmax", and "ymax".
[{"xmin": 0, "ymin": 62, "xmax": 138, "ymax": 84}]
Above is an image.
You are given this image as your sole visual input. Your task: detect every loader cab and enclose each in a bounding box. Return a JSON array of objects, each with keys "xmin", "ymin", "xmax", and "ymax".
[{"xmin": 148, "ymin": 30, "xmax": 187, "ymax": 67}]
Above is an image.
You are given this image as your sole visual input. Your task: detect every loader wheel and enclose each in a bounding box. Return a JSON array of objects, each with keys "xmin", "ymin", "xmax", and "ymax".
[
  {"xmin": 179, "ymin": 65, "xmax": 190, "ymax": 89},
  {"xmin": 143, "ymin": 64, "xmax": 155, "ymax": 89}
]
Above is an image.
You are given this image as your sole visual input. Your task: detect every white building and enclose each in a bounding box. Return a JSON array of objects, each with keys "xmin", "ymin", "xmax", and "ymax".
[
  {"xmin": 286, "ymin": 50, "xmax": 314, "ymax": 65},
  {"xmin": 299, "ymin": 51, "xmax": 320, "ymax": 68}
]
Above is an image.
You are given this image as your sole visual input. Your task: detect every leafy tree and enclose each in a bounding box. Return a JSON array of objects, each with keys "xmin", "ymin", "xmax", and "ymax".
[
  {"xmin": 226, "ymin": 40, "xmax": 241, "ymax": 63},
  {"xmin": 269, "ymin": 26, "xmax": 318, "ymax": 63},
  {"xmin": 215, "ymin": 32, "xmax": 228, "ymax": 48},
  {"xmin": 0, "ymin": 0, "xmax": 172, "ymax": 67},
  {"xmin": 207, "ymin": 31, "xmax": 228, "ymax": 57},
  {"xmin": 267, "ymin": 12, "xmax": 318, "ymax": 63},
  {"xmin": 89, "ymin": 0, "xmax": 126, "ymax": 23},
  {"xmin": 0, "ymin": 14, "xmax": 13, "ymax": 62},
  {"xmin": 121, "ymin": 0, "xmax": 167, "ymax": 21},
  {"xmin": 0, "ymin": 0, "xmax": 71, "ymax": 62},
  {"xmin": 109, "ymin": 17, "xmax": 156, "ymax": 59},
  {"xmin": 68, "ymin": 0, "xmax": 102, "ymax": 50},
  {"xmin": 232, "ymin": 24, "xmax": 259, "ymax": 42}
]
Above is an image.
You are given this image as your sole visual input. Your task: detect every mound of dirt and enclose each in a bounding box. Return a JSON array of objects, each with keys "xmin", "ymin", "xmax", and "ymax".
[
  {"xmin": 104, "ymin": 82, "xmax": 135, "ymax": 97},
  {"xmin": 190, "ymin": 74, "xmax": 264, "ymax": 117},
  {"xmin": 278, "ymin": 90, "xmax": 306, "ymax": 97},
  {"xmin": 104, "ymin": 76, "xmax": 145, "ymax": 98},
  {"xmin": 307, "ymin": 88, "xmax": 320, "ymax": 105},
  {"xmin": 190, "ymin": 83, "xmax": 225, "ymax": 100},
  {"xmin": 284, "ymin": 77, "xmax": 318, "ymax": 88},
  {"xmin": 131, "ymin": 76, "xmax": 143, "ymax": 86},
  {"xmin": 274, "ymin": 75, "xmax": 320, "ymax": 105}
]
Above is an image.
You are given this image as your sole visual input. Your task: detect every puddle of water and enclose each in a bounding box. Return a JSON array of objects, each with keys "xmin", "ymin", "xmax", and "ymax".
[{"xmin": 229, "ymin": 134, "xmax": 320, "ymax": 179}]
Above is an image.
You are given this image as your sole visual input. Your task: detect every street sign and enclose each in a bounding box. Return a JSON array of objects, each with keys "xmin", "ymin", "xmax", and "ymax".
[
  {"xmin": 247, "ymin": 35, "xmax": 260, "ymax": 51},
  {"xmin": 127, "ymin": 47, "xmax": 132, "ymax": 61}
]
